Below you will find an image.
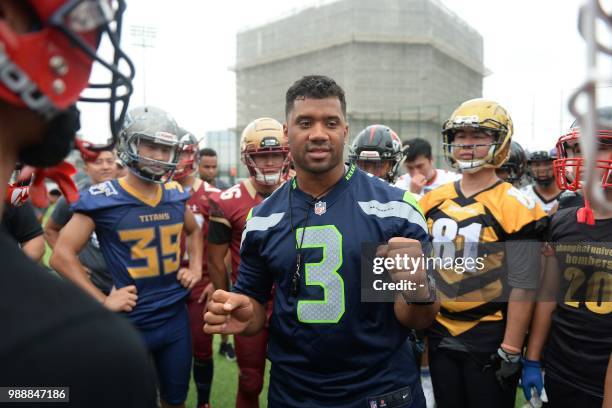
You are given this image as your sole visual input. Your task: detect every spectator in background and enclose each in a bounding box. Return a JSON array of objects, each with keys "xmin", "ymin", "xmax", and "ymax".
[
  {"xmin": 199, "ymin": 148, "xmax": 230, "ymax": 189},
  {"xmin": 40, "ymin": 188, "xmax": 62, "ymax": 267},
  {"xmin": 2, "ymin": 202, "xmax": 45, "ymax": 263},
  {"xmin": 44, "ymin": 149, "xmax": 117, "ymax": 295},
  {"xmin": 394, "ymin": 137, "xmax": 461, "ymax": 197}
]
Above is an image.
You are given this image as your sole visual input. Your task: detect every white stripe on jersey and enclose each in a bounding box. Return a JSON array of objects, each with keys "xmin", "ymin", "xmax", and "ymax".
[
  {"xmin": 357, "ymin": 200, "xmax": 428, "ymax": 234},
  {"xmin": 520, "ymin": 185, "xmax": 559, "ymax": 214},
  {"xmin": 241, "ymin": 212, "xmax": 285, "ymax": 246}
]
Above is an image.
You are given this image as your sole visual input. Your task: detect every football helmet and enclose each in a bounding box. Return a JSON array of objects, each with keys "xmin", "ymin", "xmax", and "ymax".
[
  {"xmin": 0, "ymin": 0, "xmax": 134, "ymax": 149},
  {"xmin": 241, "ymin": 117, "xmax": 290, "ymax": 186},
  {"xmin": 118, "ymin": 106, "xmax": 182, "ymax": 184},
  {"xmin": 172, "ymin": 129, "xmax": 200, "ymax": 181},
  {"xmin": 554, "ymin": 129, "xmax": 612, "ymax": 192},
  {"xmin": 348, "ymin": 124, "xmax": 404, "ymax": 183},
  {"xmin": 442, "ymin": 99, "xmax": 513, "ymax": 173},
  {"xmin": 497, "ymin": 141, "xmax": 526, "ymax": 184},
  {"xmin": 527, "ymin": 150, "xmax": 555, "ymax": 186}
]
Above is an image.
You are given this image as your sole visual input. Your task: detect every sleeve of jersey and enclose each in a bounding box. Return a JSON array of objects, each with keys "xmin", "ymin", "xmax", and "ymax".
[
  {"xmin": 164, "ymin": 181, "xmax": 190, "ymax": 203},
  {"xmin": 396, "ymin": 191, "xmax": 430, "ymax": 246},
  {"xmin": 502, "ymin": 196, "xmax": 549, "ymax": 241},
  {"xmin": 11, "ymin": 203, "xmax": 43, "ymax": 243},
  {"xmin": 207, "ymin": 195, "xmax": 232, "ymax": 244},
  {"xmin": 232, "ymin": 216, "xmax": 273, "ymax": 304},
  {"xmin": 501, "ymin": 190, "xmax": 550, "ymax": 289},
  {"xmin": 70, "ymin": 189, "xmax": 99, "ymax": 216}
]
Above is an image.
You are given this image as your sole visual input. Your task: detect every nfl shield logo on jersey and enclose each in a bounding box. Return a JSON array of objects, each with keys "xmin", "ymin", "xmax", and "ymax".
[{"xmin": 314, "ymin": 201, "xmax": 326, "ymax": 215}]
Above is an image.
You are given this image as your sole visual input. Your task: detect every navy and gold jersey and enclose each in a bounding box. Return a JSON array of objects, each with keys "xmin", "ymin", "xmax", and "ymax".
[
  {"xmin": 419, "ymin": 180, "xmax": 548, "ymax": 352},
  {"xmin": 545, "ymin": 206, "xmax": 612, "ymax": 398},
  {"xmin": 73, "ymin": 178, "xmax": 190, "ymax": 329},
  {"xmin": 234, "ymin": 165, "xmax": 429, "ymax": 407}
]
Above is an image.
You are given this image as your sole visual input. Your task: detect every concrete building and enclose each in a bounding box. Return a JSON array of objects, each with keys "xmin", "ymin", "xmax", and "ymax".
[{"xmin": 235, "ymin": 0, "xmax": 485, "ymax": 165}]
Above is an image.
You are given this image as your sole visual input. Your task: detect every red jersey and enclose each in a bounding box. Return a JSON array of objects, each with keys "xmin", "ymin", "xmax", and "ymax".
[
  {"xmin": 208, "ymin": 179, "xmax": 262, "ymax": 282},
  {"xmin": 181, "ymin": 179, "xmax": 221, "ymax": 278}
]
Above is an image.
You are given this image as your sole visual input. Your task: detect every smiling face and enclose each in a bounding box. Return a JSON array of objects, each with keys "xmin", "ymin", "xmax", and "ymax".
[
  {"xmin": 285, "ymin": 96, "xmax": 348, "ymax": 175},
  {"xmin": 84, "ymin": 150, "xmax": 116, "ymax": 184}
]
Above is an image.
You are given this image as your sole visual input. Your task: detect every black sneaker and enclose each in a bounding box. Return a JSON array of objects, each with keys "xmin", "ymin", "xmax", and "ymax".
[{"xmin": 219, "ymin": 342, "xmax": 236, "ymax": 361}]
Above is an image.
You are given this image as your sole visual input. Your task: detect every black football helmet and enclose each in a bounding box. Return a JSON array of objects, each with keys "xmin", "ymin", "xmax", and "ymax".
[
  {"xmin": 496, "ymin": 141, "xmax": 526, "ymax": 185},
  {"xmin": 348, "ymin": 124, "xmax": 404, "ymax": 183},
  {"xmin": 527, "ymin": 150, "xmax": 555, "ymax": 186}
]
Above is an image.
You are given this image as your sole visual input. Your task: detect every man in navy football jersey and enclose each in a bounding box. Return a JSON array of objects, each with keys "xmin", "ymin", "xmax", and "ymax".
[
  {"xmin": 52, "ymin": 106, "xmax": 203, "ymax": 408},
  {"xmin": 205, "ymin": 75, "xmax": 438, "ymax": 408}
]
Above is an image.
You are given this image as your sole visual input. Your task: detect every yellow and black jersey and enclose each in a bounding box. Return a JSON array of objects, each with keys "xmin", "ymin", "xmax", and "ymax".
[{"xmin": 419, "ymin": 180, "xmax": 548, "ymax": 352}]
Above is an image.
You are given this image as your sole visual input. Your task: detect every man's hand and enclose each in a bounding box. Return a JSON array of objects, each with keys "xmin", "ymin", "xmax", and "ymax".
[
  {"xmin": 197, "ymin": 282, "xmax": 215, "ymax": 305},
  {"xmin": 103, "ymin": 285, "xmax": 138, "ymax": 312},
  {"xmin": 377, "ymin": 237, "xmax": 431, "ymax": 302},
  {"xmin": 204, "ymin": 290, "xmax": 254, "ymax": 335},
  {"xmin": 521, "ymin": 359, "xmax": 546, "ymax": 404},
  {"xmin": 177, "ymin": 267, "xmax": 202, "ymax": 290},
  {"xmin": 489, "ymin": 347, "xmax": 522, "ymax": 391},
  {"xmin": 409, "ymin": 173, "xmax": 427, "ymax": 194}
]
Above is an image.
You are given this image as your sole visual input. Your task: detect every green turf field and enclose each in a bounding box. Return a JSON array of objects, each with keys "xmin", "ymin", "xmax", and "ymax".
[
  {"xmin": 185, "ymin": 335, "xmax": 269, "ymax": 407},
  {"xmin": 185, "ymin": 335, "xmax": 527, "ymax": 408}
]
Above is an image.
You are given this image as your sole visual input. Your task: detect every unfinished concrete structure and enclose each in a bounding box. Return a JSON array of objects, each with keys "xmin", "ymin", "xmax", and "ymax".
[{"xmin": 235, "ymin": 0, "xmax": 485, "ymax": 166}]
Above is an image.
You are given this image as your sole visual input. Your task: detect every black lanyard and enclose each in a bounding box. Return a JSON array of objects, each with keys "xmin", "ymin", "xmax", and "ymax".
[{"xmin": 288, "ymin": 179, "xmax": 335, "ymax": 296}]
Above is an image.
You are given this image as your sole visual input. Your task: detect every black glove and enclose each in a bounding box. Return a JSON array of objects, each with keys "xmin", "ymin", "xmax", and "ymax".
[{"xmin": 488, "ymin": 347, "xmax": 522, "ymax": 390}]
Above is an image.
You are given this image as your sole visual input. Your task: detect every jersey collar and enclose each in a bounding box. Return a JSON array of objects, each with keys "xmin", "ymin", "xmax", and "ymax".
[
  {"xmin": 290, "ymin": 163, "xmax": 356, "ymax": 208},
  {"xmin": 118, "ymin": 178, "xmax": 163, "ymax": 207}
]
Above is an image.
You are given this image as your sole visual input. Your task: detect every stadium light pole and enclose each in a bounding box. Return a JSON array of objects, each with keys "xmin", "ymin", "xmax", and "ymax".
[{"xmin": 130, "ymin": 25, "xmax": 157, "ymax": 106}]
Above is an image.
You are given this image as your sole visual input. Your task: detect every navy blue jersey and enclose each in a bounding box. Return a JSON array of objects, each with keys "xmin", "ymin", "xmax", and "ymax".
[
  {"xmin": 73, "ymin": 178, "xmax": 190, "ymax": 329},
  {"xmin": 234, "ymin": 165, "xmax": 429, "ymax": 407}
]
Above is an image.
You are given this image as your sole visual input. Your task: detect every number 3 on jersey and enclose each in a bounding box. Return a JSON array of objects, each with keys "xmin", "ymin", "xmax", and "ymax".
[
  {"xmin": 296, "ymin": 225, "xmax": 345, "ymax": 324},
  {"xmin": 118, "ymin": 223, "xmax": 183, "ymax": 279}
]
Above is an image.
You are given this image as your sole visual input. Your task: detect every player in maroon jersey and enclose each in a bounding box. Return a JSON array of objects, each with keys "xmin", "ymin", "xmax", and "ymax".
[
  {"xmin": 173, "ymin": 131, "xmax": 221, "ymax": 408},
  {"xmin": 208, "ymin": 118, "xmax": 290, "ymax": 407}
]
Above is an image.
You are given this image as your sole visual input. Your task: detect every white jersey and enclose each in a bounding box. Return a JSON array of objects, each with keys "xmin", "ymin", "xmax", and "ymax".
[
  {"xmin": 520, "ymin": 184, "xmax": 560, "ymax": 214},
  {"xmin": 394, "ymin": 168, "xmax": 461, "ymax": 197}
]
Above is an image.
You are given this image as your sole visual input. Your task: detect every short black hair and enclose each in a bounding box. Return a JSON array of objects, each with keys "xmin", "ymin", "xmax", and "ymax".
[
  {"xmin": 404, "ymin": 138, "xmax": 432, "ymax": 162},
  {"xmin": 49, "ymin": 189, "xmax": 62, "ymax": 197},
  {"xmin": 285, "ymin": 75, "xmax": 346, "ymax": 118},
  {"xmin": 199, "ymin": 148, "xmax": 217, "ymax": 157}
]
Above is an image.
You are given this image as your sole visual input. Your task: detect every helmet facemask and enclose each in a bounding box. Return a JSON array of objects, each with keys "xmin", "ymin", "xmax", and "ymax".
[
  {"xmin": 173, "ymin": 133, "xmax": 199, "ymax": 181},
  {"xmin": 443, "ymin": 127, "xmax": 507, "ymax": 174},
  {"xmin": 351, "ymin": 150, "xmax": 403, "ymax": 183},
  {"xmin": 243, "ymin": 148, "xmax": 291, "ymax": 186},
  {"xmin": 122, "ymin": 132, "xmax": 182, "ymax": 184},
  {"xmin": 554, "ymin": 129, "xmax": 612, "ymax": 191},
  {"xmin": 348, "ymin": 124, "xmax": 404, "ymax": 183}
]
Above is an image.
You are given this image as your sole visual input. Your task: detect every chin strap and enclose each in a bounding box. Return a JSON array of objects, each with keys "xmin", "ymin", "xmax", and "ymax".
[{"xmin": 576, "ymin": 198, "xmax": 595, "ymax": 225}]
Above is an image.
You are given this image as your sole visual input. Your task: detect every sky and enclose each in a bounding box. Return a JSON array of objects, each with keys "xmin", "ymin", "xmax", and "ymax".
[{"xmin": 78, "ymin": 0, "xmax": 611, "ymax": 151}]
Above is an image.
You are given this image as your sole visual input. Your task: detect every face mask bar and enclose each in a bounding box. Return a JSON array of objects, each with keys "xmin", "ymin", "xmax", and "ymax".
[
  {"xmin": 567, "ymin": 0, "xmax": 612, "ymax": 211},
  {"xmin": 50, "ymin": 0, "xmax": 135, "ymax": 152}
]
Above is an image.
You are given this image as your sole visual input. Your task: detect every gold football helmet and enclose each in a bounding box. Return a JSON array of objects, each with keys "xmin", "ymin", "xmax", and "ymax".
[
  {"xmin": 442, "ymin": 99, "xmax": 513, "ymax": 173},
  {"xmin": 241, "ymin": 117, "xmax": 290, "ymax": 185}
]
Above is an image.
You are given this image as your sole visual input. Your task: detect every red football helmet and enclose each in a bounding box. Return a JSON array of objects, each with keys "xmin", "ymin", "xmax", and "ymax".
[
  {"xmin": 173, "ymin": 131, "xmax": 200, "ymax": 181},
  {"xmin": 554, "ymin": 128, "xmax": 612, "ymax": 192},
  {"xmin": 0, "ymin": 0, "xmax": 134, "ymax": 146}
]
